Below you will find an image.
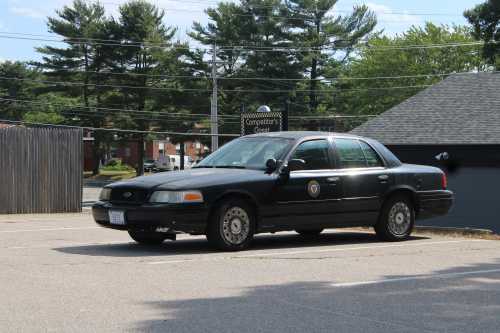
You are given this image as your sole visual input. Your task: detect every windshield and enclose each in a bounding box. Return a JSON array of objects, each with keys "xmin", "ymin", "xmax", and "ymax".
[
  {"xmin": 196, "ymin": 137, "xmax": 293, "ymax": 170},
  {"xmin": 144, "ymin": 159, "xmax": 155, "ymax": 163}
]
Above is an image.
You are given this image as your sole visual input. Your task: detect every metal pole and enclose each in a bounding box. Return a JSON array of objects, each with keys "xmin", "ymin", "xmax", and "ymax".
[
  {"xmin": 284, "ymin": 100, "xmax": 289, "ymax": 131},
  {"xmin": 211, "ymin": 44, "xmax": 219, "ymax": 151}
]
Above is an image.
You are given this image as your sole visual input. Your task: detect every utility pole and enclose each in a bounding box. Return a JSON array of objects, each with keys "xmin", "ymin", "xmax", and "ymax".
[{"xmin": 211, "ymin": 44, "xmax": 219, "ymax": 152}]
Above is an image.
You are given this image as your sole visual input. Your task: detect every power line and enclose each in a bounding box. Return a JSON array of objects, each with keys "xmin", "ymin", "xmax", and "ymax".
[
  {"xmin": 29, "ymin": 65, "xmax": 461, "ymax": 81},
  {"xmin": 0, "ymin": 97, "xmax": 239, "ymax": 118},
  {"xmin": 0, "ymin": 33, "xmax": 484, "ymax": 52},
  {"xmin": 0, "ymin": 76, "xmax": 432, "ymax": 93},
  {"xmin": 0, "ymin": 119, "xmax": 240, "ymax": 137},
  {"xmin": 0, "ymin": 104, "xmax": 239, "ymax": 124},
  {"xmin": 83, "ymin": 0, "xmax": 466, "ymax": 19}
]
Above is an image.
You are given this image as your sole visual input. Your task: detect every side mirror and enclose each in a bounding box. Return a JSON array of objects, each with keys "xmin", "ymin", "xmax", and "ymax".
[
  {"xmin": 266, "ymin": 158, "xmax": 278, "ymax": 170},
  {"xmin": 284, "ymin": 159, "xmax": 306, "ymax": 172}
]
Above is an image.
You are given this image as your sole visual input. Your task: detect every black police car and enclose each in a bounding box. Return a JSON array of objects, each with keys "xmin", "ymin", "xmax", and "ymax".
[{"xmin": 92, "ymin": 132, "xmax": 453, "ymax": 251}]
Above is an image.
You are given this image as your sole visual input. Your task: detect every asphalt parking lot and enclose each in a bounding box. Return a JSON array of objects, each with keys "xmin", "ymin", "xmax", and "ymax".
[{"xmin": 1, "ymin": 212, "xmax": 499, "ymax": 333}]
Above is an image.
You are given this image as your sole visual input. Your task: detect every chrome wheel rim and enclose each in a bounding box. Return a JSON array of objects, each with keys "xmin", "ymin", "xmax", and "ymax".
[
  {"xmin": 221, "ymin": 206, "xmax": 249, "ymax": 245},
  {"xmin": 388, "ymin": 202, "xmax": 411, "ymax": 235}
]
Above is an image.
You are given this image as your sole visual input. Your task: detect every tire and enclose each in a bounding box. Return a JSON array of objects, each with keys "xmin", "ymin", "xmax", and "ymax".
[
  {"xmin": 174, "ymin": 166, "xmax": 179, "ymax": 171},
  {"xmin": 374, "ymin": 195, "xmax": 415, "ymax": 242},
  {"xmin": 128, "ymin": 231, "xmax": 167, "ymax": 244},
  {"xmin": 205, "ymin": 198, "xmax": 256, "ymax": 251},
  {"xmin": 295, "ymin": 229, "xmax": 324, "ymax": 236}
]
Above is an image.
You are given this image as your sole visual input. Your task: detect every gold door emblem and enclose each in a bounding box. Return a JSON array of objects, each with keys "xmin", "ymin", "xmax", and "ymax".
[{"xmin": 308, "ymin": 180, "xmax": 320, "ymax": 197}]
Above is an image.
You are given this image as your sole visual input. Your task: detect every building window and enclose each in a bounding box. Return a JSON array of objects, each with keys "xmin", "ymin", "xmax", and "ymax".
[
  {"xmin": 125, "ymin": 148, "xmax": 130, "ymax": 157},
  {"xmin": 176, "ymin": 144, "xmax": 180, "ymax": 155},
  {"xmin": 196, "ymin": 142, "xmax": 201, "ymax": 155},
  {"xmin": 200, "ymin": 129, "xmax": 208, "ymax": 134},
  {"xmin": 110, "ymin": 148, "xmax": 117, "ymax": 158},
  {"xmin": 159, "ymin": 142, "xmax": 164, "ymax": 156}
]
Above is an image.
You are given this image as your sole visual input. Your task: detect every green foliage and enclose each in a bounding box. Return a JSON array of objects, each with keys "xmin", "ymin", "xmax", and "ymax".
[
  {"xmin": 106, "ymin": 158, "xmax": 122, "ymax": 167},
  {"xmin": 464, "ymin": 0, "xmax": 500, "ymax": 67},
  {"xmin": 102, "ymin": 164, "xmax": 135, "ymax": 171},
  {"xmin": 2, "ymin": 0, "xmax": 493, "ymax": 158},
  {"xmin": 102, "ymin": 159, "xmax": 134, "ymax": 171},
  {"xmin": 343, "ymin": 22, "xmax": 488, "ymax": 122}
]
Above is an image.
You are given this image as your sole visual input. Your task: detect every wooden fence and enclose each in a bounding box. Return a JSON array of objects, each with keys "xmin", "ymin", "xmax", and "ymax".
[{"xmin": 0, "ymin": 126, "xmax": 83, "ymax": 214}]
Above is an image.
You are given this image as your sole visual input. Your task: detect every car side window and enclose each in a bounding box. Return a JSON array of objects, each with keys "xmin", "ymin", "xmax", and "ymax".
[
  {"xmin": 289, "ymin": 140, "xmax": 331, "ymax": 170},
  {"xmin": 334, "ymin": 139, "xmax": 367, "ymax": 169},
  {"xmin": 359, "ymin": 141, "xmax": 383, "ymax": 167}
]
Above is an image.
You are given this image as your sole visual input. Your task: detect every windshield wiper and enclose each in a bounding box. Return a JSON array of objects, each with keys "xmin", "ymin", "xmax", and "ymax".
[
  {"xmin": 215, "ymin": 165, "xmax": 246, "ymax": 169},
  {"xmin": 192, "ymin": 165, "xmax": 213, "ymax": 168}
]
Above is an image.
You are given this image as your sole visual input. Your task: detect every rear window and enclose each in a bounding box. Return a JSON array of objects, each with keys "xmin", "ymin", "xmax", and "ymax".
[{"xmin": 334, "ymin": 139, "xmax": 367, "ymax": 169}]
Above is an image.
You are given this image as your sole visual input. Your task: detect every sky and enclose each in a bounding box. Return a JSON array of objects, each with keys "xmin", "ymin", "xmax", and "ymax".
[{"xmin": 0, "ymin": 0, "xmax": 484, "ymax": 63}]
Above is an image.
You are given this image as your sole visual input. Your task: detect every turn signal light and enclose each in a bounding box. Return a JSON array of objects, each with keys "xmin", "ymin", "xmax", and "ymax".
[
  {"xmin": 442, "ymin": 171, "xmax": 447, "ymax": 189},
  {"xmin": 184, "ymin": 193, "xmax": 201, "ymax": 201}
]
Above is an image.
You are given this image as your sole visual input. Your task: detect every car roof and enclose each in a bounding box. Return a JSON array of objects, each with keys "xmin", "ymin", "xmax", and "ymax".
[{"xmin": 241, "ymin": 131, "xmax": 371, "ymax": 141}]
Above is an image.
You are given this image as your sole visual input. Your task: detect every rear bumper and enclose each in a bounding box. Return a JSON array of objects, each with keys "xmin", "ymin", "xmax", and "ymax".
[
  {"xmin": 416, "ymin": 190, "xmax": 454, "ymax": 220},
  {"xmin": 92, "ymin": 200, "xmax": 210, "ymax": 234}
]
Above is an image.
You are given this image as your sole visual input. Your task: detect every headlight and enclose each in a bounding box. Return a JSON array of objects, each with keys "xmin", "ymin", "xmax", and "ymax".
[
  {"xmin": 99, "ymin": 188, "xmax": 111, "ymax": 201},
  {"xmin": 149, "ymin": 190, "xmax": 203, "ymax": 203}
]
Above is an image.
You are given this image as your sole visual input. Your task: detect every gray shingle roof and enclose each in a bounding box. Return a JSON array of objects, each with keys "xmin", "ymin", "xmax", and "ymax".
[{"xmin": 349, "ymin": 72, "xmax": 500, "ymax": 144}]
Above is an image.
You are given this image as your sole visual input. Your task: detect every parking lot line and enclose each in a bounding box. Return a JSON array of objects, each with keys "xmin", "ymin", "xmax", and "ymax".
[
  {"xmin": 0, "ymin": 227, "xmax": 100, "ymax": 233},
  {"xmin": 331, "ymin": 268, "xmax": 500, "ymax": 287},
  {"xmin": 0, "ymin": 218, "xmax": 90, "ymax": 223},
  {"xmin": 149, "ymin": 239, "xmax": 489, "ymax": 265},
  {"xmin": 7, "ymin": 240, "xmax": 132, "ymax": 249}
]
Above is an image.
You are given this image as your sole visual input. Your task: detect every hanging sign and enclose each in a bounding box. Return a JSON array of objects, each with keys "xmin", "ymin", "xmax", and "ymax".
[{"xmin": 240, "ymin": 112, "xmax": 283, "ymax": 136}]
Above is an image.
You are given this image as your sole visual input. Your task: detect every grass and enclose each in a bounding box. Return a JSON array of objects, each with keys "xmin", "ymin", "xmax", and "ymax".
[{"xmin": 83, "ymin": 170, "xmax": 155, "ymax": 182}]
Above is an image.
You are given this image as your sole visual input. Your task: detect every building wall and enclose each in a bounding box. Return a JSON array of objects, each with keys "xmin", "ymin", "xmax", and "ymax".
[
  {"xmin": 83, "ymin": 139, "xmax": 206, "ymax": 170},
  {"xmin": 386, "ymin": 145, "xmax": 500, "ymax": 233},
  {"xmin": 415, "ymin": 167, "xmax": 500, "ymax": 234}
]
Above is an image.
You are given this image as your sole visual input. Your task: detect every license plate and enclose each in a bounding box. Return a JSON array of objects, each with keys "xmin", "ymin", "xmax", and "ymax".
[{"xmin": 108, "ymin": 211, "xmax": 126, "ymax": 225}]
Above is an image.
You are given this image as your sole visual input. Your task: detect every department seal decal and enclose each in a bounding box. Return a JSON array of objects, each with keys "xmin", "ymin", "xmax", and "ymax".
[{"xmin": 308, "ymin": 180, "xmax": 320, "ymax": 197}]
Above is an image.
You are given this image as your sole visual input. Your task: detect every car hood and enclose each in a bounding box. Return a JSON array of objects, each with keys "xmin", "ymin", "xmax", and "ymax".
[{"xmin": 110, "ymin": 168, "xmax": 265, "ymax": 189}]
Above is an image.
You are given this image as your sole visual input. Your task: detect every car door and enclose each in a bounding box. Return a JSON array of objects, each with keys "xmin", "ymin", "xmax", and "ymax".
[
  {"xmin": 332, "ymin": 138, "xmax": 394, "ymax": 224},
  {"xmin": 274, "ymin": 139, "xmax": 343, "ymax": 227}
]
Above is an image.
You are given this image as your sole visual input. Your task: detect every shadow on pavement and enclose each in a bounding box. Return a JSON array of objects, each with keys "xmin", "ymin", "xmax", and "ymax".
[
  {"xmin": 128, "ymin": 260, "xmax": 500, "ymax": 332},
  {"xmin": 53, "ymin": 231, "xmax": 429, "ymax": 258}
]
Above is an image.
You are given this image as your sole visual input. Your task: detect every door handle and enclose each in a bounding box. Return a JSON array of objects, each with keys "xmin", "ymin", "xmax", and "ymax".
[
  {"xmin": 378, "ymin": 175, "xmax": 389, "ymax": 180},
  {"xmin": 327, "ymin": 177, "xmax": 340, "ymax": 183}
]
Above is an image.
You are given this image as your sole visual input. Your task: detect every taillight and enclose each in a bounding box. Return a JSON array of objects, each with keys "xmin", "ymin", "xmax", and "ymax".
[
  {"xmin": 169, "ymin": 158, "xmax": 171, "ymax": 162},
  {"xmin": 442, "ymin": 171, "xmax": 447, "ymax": 189}
]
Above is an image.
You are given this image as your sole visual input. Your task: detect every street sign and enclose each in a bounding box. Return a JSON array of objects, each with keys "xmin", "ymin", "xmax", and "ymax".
[{"xmin": 240, "ymin": 111, "xmax": 283, "ymax": 136}]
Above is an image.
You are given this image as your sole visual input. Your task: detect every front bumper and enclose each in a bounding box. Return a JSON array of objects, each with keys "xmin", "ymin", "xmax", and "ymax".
[
  {"xmin": 416, "ymin": 190, "xmax": 454, "ymax": 220},
  {"xmin": 92, "ymin": 200, "xmax": 210, "ymax": 234}
]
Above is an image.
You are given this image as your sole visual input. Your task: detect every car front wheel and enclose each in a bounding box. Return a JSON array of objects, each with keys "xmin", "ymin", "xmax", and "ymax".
[
  {"xmin": 128, "ymin": 231, "xmax": 167, "ymax": 244},
  {"xmin": 206, "ymin": 199, "xmax": 255, "ymax": 251},
  {"xmin": 374, "ymin": 195, "xmax": 415, "ymax": 241}
]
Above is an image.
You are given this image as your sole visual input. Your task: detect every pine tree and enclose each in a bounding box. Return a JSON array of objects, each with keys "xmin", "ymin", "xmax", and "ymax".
[{"xmin": 32, "ymin": 0, "xmax": 117, "ymax": 175}]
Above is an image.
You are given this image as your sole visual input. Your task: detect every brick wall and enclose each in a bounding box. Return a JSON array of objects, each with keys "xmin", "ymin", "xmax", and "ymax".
[{"xmin": 83, "ymin": 139, "xmax": 206, "ymax": 169}]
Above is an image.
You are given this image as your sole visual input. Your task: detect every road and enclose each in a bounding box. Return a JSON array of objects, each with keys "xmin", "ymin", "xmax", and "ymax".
[{"xmin": 0, "ymin": 213, "xmax": 499, "ymax": 332}]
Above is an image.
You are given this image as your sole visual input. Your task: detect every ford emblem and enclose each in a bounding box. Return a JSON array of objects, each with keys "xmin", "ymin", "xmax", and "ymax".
[{"xmin": 123, "ymin": 192, "xmax": 132, "ymax": 198}]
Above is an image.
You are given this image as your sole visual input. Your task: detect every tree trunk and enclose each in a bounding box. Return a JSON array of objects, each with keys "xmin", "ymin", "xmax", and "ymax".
[
  {"xmin": 310, "ymin": 57, "xmax": 318, "ymax": 109},
  {"xmin": 180, "ymin": 142, "xmax": 185, "ymax": 170},
  {"xmin": 137, "ymin": 134, "xmax": 145, "ymax": 176},
  {"xmin": 91, "ymin": 137, "xmax": 101, "ymax": 176}
]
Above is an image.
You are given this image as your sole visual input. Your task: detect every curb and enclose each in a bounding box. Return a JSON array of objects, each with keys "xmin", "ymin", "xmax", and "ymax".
[{"xmin": 414, "ymin": 226, "xmax": 493, "ymax": 236}]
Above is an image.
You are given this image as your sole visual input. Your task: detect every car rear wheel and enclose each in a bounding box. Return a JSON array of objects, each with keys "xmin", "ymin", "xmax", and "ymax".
[
  {"xmin": 206, "ymin": 199, "xmax": 255, "ymax": 251},
  {"xmin": 174, "ymin": 166, "xmax": 179, "ymax": 171},
  {"xmin": 295, "ymin": 229, "xmax": 324, "ymax": 236},
  {"xmin": 374, "ymin": 195, "xmax": 414, "ymax": 242},
  {"xmin": 128, "ymin": 231, "xmax": 167, "ymax": 244}
]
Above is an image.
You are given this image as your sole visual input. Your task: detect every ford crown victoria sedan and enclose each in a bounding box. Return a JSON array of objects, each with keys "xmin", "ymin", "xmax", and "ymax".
[{"xmin": 92, "ymin": 132, "xmax": 453, "ymax": 251}]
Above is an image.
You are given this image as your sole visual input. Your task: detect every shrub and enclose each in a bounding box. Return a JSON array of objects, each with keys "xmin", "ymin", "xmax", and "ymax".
[
  {"xmin": 106, "ymin": 158, "xmax": 122, "ymax": 167},
  {"xmin": 101, "ymin": 159, "xmax": 135, "ymax": 171}
]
